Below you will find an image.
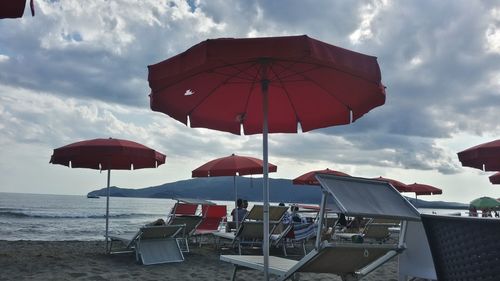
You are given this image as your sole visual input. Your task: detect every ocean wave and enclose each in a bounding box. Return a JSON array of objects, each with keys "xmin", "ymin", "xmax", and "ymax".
[{"xmin": 0, "ymin": 211, "xmax": 160, "ymax": 219}]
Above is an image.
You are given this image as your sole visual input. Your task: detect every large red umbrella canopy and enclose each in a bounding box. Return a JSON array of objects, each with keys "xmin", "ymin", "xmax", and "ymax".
[
  {"xmin": 50, "ymin": 138, "xmax": 166, "ymax": 253},
  {"xmin": 490, "ymin": 172, "xmax": 500, "ymax": 185},
  {"xmin": 457, "ymin": 139, "xmax": 500, "ymax": 171},
  {"xmin": 407, "ymin": 183, "xmax": 442, "ymax": 195},
  {"xmin": 149, "ymin": 35, "xmax": 385, "ymax": 135},
  {"xmin": 372, "ymin": 176, "xmax": 410, "ymax": 192},
  {"xmin": 0, "ymin": 0, "xmax": 34, "ymax": 19},
  {"xmin": 148, "ymin": 35, "xmax": 385, "ymax": 280},
  {"xmin": 293, "ymin": 168, "xmax": 350, "ymax": 185},
  {"xmin": 192, "ymin": 154, "xmax": 277, "ymax": 177}
]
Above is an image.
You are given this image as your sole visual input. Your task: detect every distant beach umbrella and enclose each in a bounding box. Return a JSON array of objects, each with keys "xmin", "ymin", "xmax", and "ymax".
[
  {"xmin": 407, "ymin": 183, "xmax": 442, "ymax": 195},
  {"xmin": 50, "ymin": 138, "xmax": 166, "ymax": 253},
  {"xmin": 192, "ymin": 153, "xmax": 277, "ymax": 227},
  {"xmin": 293, "ymin": 168, "xmax": 350, "ymax": 186},
  {"xmin": 406, "ymin": 183, "xmax": 442, "ymax": 201},
  {"xmin": 470, "ymin": 196, "xmax": 500, "ymax": 209},
  {"xmin": 372, "ymin": 176, "xmax": 410, "ymax": 192},
  {"xmin": 148, "ymin": 35, "xmax": 385, "ymax": 280},
  {"xmin": 457, "ymin": 139, "xmax": 500, "ymax": 172},
  {"xmin": 489, "ymin": 172, "xmax": 500, "ymax": 185},
  {"xmin": 0, "ymin": 0, "xmax": 34, "ymax": 19}
]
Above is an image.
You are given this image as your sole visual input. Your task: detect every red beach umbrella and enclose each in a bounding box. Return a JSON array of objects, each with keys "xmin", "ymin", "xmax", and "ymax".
[
  {"xmin": 0, "ymin": 0, "xmax": 34, "ymax": 19},
  {"xmin": 50, "ymin": 138, "xmax": 166, "ymax": 252},
  {"xmin": 457, "ymin": 139, "xmax": 500, "ymax": 171},
  {"xmin": 372, "ymin": 176, "xmax": 410, "ymax": 192},
  {"xmin": 148, "ymin": 35, "xmax": 385, "ymax": 280},
  {"xmin": 192, "ymin": 154, "xmax": 277, "ymax": 177},
  {"xmin": 490, "ymin": 172, "xmax": 500, "ymax": 185},
  {"xmin": 192, "ymin": 153, "xmax": 277, "ymax": 226},
  {"xmin": 293, "ymin": 168, "xmax": 350, "ymax": 185},
  {"xmin": 407, "ymin": 183, "xmax": 442, "ymax": 195}
]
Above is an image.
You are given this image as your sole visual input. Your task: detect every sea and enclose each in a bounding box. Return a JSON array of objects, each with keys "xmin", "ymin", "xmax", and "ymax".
[{"xmin": 0, "ymin": 192, "xmax": 468, "ymax": 241}]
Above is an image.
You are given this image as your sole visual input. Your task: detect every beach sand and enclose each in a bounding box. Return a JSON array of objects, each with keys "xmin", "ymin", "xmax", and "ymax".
[{"xmin": 0, "ymin": 240, "xmax": 406, "ymax": 281}]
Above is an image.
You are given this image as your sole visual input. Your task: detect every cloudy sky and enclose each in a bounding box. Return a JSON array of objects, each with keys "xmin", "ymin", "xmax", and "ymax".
[{"xmin": 1, "ymin": 0, "xmax": 499, "ymax": 204}]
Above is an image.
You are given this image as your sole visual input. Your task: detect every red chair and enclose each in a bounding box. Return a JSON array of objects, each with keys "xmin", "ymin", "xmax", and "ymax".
[
  {"xmin": 193, "ymin": 205, "xmax": 227, "ymax": 246},
  {"xmin": 171, "ymin": 202, "xmax": 198, "ymax": 216}
]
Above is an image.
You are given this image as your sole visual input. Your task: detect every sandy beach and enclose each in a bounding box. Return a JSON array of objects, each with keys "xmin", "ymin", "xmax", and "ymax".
[{"xmin": 0, "ymin": 240, "xmax": 407, "ymax": 281}]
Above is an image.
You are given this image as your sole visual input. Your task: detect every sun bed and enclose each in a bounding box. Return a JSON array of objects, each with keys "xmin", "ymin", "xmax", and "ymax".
[
  {"xmin": 222, "ymin": 241, "xmax": 403, "ymax": 281},
  {"xmin": 244, "ymin": 205, "xmax": 289, "ymax": 222},
  {"xmin": 192, "ymin": 204, "xmax": 227, "ymax": 246},
  {"xmin": 271, "ymin": 222, "xmax": 317, "ymax": 256},
  {"xmin": 109, "ymin": 224, "xmax": 185, "ymax": 265},
  {"xmin": 221, "ymin": 174, "xmax": 421, "ymax": 280}
]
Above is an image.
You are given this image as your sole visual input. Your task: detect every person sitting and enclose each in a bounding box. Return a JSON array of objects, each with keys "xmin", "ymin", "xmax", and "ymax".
[
  {"xmin": 347, "ymin": 216, "xmax": 365, "ymax": 232},
  {"xmin": 290, "ymin": 205, "xmax": 302, "ymax": 223},
  {"xmin": 279, "ymin": 202, "xmax": 292, "ymax": 224},
  {"xmin": 231, "ymin": 198, "xmax": 247, "ymax": 223},
  {"xmin": 148, "ymin": 218, "xmax": 166, "ymax": 226},
  {"xmin": 469, "ymin": 206, "xmax": 478, "ymax": 217},
  {"xmin": 337, "ymin": 213, "xmax": 347, "ymax": 227},
  {"xmin": 243, "ymin": 199, "xmax": 249, "ymax": 212}
]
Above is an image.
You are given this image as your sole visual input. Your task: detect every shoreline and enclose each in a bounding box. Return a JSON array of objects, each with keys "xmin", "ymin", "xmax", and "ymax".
[{"xmin": 0, "ymin": 240, "xmax": 410, "ymax": 281}]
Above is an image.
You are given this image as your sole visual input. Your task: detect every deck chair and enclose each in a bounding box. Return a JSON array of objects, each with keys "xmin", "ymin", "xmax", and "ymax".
[
  {"xmin": 272, "ymin": 222, "xmax": 317, "ymax": 256},
  {"xmin": 245, "ymin": 205, "xmax": 289, "ymax": 222},
  {"xmin": 421, "ymin": 214, "xmax": 500, "ymax": 281},
  {"xmin": 170, "ymin": 202, "xmax": 198, "ymax": 216},
  {"xmin": 109, "ymin": 225, "xmax": 185, "ymax": 265},
  {"xmin": 222, "ymin": 241, "xmax": 404, "ymax": 281},
  {"xmin": 235, "ymin": 221, "xmax": 266, "ymax": 254},
  {"xmin": 167, "ymin": 215, "xmax": 202, "ymax": 252},
  {"xmin": 221, "ymin": 174, "xmax": 421, "ymax": 280},
  {"xmin": 192, "ymin": 204, "xmax": 227, "ymax": 246}
]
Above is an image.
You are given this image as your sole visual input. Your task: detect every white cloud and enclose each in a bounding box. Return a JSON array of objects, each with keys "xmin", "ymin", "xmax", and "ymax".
[
  {"xmin": 0, "ymin": 1, "xmax": 499, "ymax": 204},
  {"xmin": 349, "ymin": 0, "xmax": 389, "ymax": 44}
]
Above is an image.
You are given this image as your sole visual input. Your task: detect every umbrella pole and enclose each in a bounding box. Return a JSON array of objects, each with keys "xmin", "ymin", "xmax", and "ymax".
[
  {"xmin": 105, "ymin": 169, "xmax": 111, "ymax": 253},
  {"xmin": 261, "ymin": 78, "xmax": 270, "ymax": 281},
  {"xmin": 234, "ymin": 175, "xmax": 238, "ymax": 228}
]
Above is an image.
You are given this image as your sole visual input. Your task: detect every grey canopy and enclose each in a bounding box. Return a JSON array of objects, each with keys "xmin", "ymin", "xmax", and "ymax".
[{"xmin": 316, "ymin": 174, "xmax": 420, "ymax": 221}]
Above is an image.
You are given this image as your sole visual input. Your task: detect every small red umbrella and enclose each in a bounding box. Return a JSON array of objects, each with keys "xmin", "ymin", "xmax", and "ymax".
[
  {"xmin": 407, "ymin": 183, "xmax": 442, "ymax": 195},
  {"xmin": 372, "ymin": 176, "xmax": 410, "ymax": 192},
  {"xmin": 192, "ymin": 154, "xmax": 277, "ymax": 177},
  {"xmin": 192, "ymin": 154, "xmax": 277, "ymax": 227},
  {"xmin": 148, "ymin": 35, "xmax": 385, "ymax": 280},
  {"xmin": 490, "ymin": 172, "xmax": 500, "ymax": 185},
  {"xmin": 457, "ymin": 139, "xmax": 500, "ymax": 171},
  {"xmin": 0, "ymin": 0, "xmax": 34, "ymax": 19},
  {"xmin": 50, "ymin": 138, "xmax": 166, "ymax": 252},
  {"xmin": 293, "ymin": 168, "xmax": 350, "ymax": 185}
]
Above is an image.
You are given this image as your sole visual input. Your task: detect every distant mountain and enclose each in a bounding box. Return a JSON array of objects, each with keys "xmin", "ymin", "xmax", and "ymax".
[{"xmin": 87, "ymin": 176, "xmax": 468, "ymax": 209}]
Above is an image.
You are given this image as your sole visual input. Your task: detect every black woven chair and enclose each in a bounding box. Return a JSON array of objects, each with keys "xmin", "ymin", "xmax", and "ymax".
[{"xmin": 421, "ymin": 214, "xmax": 500, "ymax": 281}]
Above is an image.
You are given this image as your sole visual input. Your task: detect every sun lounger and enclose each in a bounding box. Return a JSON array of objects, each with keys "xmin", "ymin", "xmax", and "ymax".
[
  {"xmin": 221, "ymin": 174, "xmax": 421, "ymax": 280},
  {"xmin": 272, "ymin": 222, "xmax": 318, "ymax": 256},
  {"xmin": 222, "ymin": 241, "xmax": 403, "ymax": 281},
  {"xmin": 245, "ymin": 205, "xmax": 289, "ymax": 222},
  {"xmin": 192, "ymin": 205, "xmax": 227, "ymax": 246},
  {"xmin": 109, "ymin": 225, "xmax": 185, "ymax": 265}
]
